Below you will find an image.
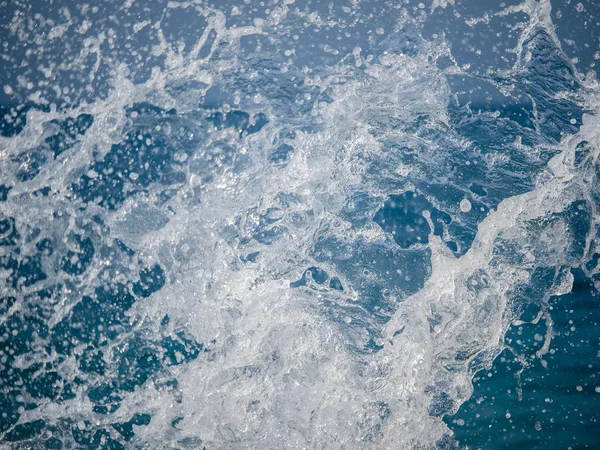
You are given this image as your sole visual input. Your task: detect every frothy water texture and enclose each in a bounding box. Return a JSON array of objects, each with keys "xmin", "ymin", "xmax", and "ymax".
[{"xmin": 0, "ymin": 0, "xmax": 599, "ymax": 448}]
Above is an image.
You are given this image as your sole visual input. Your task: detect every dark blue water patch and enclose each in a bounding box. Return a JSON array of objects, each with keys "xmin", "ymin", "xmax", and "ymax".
[
  {"xmin": 4, "ymin": 419, "xmax": 46, "ymax": 443},
  {"xmin": 161, "ymin": 5, "xmax": 208, "ymax": 53},
  {"xmin": 240, "ymin": 251, "xmax": 260, "ymax": 263},
  {"xmin": 312, "ymin": 234, "xmax": 431, "ymax": 346},
  {"xmin": 290, "ymin": 266, "xmax": 330, "ymax": 288},
  {"xmin": 0, "ymin": 296, "xmax": 16, "ymax": 316},
  {"xmin": 290, "ymin": 266, "xmax": 344, "ymax": 291},
  {"xmin": 72, "ymin": 104, "xmax": 191, "ymax": 209},
  {"xmin": 235, "ymin": 0, "xmax": 401, "ymax": 69},
  {"xmin": 520, "ymin": 29, "xmax": 581, "ymax": 95},
  {"xmin": 206, "ymin": 110, "xmax": 268, "ymax": 136},
  {"xmin": 199, "ymin": 29, "xmax": 218, "ymax": 60},
  {"xmin": 551, "ymin": 0, "xmax": 600, "ymax": 79},
  {"xmin": 371, "ymin": 186, "xmax": 481, "ymax": 257},
  {"xmin": 0, "ymin": 216, "xmax": 19, "ymax": 246},
  {"xmin": 41, "ymin": 277, "xmax": 206, "ymax": 426},
  {"xmin": 268, "ymin": 143, "xmax": 295, "ymax": 165},
  {"xmin": 133, "ymin": 264, "xmax": 166, "ymax": 298},
  {"xmin": 112, "ymin": 413, "xmax": 152, "ymax": 442},
  {"xmin": 410, "ymin": 183, "xmax": 486, "ymax": 254},
  {"xmin": 0, "ymin": 293, "xmax": 54, "ymax": 434},
  {"xmin": 511, "ymin": 29, "xmax": 585, "ymax": 142},
  {"xmin": 329, "ymin": 277, "xmax": 344, "ymax": 291},
  {"xmin": 373, "ymin": 191, "xmax": 452, "ymax": 249},
  {"xmin": 591, "ymin": 163, "xmax": 600, "ymax": 214},
  {"xmin": 423, "ymin": 0, "xmax": 525, "ymax": 75},
  {"xmin": 563, "ymin": 200, "xmax": 593, "ymax": 260},
  {"xmin": 469, "ymin": 182, "xmax": 487, "ymax": 197},
  {"xmin": 31, "ymin": 186, "xmax": 52, "ymax": 198},
  {"xmin": 214, "ymin": 55, "xmax": 331, "ymax": 124},
  {"xmin": 0, "ymin": 185, "xmax": 11, "ymax": 201},
  {"xmin": 447, "ymin": 75, "xmax": 535, "ymax": 130},
  {"xmin": 0, "ymin": 253, "xmax": 46, "ymax": 289},
  {"xmin": 48, "ymin": 114, "xmax": 95, "ymax": 157},
  {"xmin": 585, "ymin": 251, "xmax": 600, "ymax": 274},
  {"xmin": 51, "ymin": 284, "xmax": 137, "ymax": 354},
  {"xmin": 79, "ymin": 347, "xmax": 107, "ymax": 376},
  {"xmin": 60, "ymin": 234, "xmax": 95, "ymax": 276},
  {"xmin": 200, "ymin": 85, "xmax": 231, "ymax": 110},
  {"xmin": 446, "ymin": 269, "xmax": 600, "ymax": 449},
  {"xmin": 71, "ymin": 421, "xmax": 127, "ymax": 450},
  {"xmin": 13, "ymin": 113, "xmax": 94, "ymax": 182}
]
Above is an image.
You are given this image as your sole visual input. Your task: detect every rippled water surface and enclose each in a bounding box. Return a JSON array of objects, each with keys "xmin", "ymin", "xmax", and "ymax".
[{"xmin": 0, "ymin": 0, "xmax": 599, "ymax": 448}]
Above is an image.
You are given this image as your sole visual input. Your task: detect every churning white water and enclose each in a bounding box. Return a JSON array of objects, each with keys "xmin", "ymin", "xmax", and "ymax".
[{"xmin": 0, "ymin": 0, "xmax": 598, "ymax": 448}]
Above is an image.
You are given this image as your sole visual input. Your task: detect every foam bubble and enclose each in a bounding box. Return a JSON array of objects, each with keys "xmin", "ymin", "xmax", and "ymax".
[{"xmin": 460, "ymin": 199, "xmax": 472, "ymax": 213}]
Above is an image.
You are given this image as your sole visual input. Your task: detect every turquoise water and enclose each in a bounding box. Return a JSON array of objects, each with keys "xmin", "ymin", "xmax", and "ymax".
[
  {"xmin": 449, "ymin": 269, "xmax": 599, "ymax": 449},
  {"xmin": 0, "ymin": 0, "xmax": 599, "ymax": 448}
]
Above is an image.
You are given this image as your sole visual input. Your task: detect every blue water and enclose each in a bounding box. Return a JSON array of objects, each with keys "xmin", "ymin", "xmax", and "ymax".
[
  {"xmin": 0, "ymin": 0, "xmax": 599, "ymax": 448},
  {"xmin": 449, "ymin": 269, "xmax": 599, "ymax": 449}
]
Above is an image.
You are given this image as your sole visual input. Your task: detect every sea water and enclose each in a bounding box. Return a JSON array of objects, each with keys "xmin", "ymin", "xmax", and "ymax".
[{"xmin": 0, "ymin": 0, "xmax": 598, "ymax": 448}]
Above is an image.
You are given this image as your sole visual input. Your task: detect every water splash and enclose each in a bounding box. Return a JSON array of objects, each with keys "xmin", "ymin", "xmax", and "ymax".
[{"xmin": 0, "ymin": 0, "xmax": 598, "ymax": 448}]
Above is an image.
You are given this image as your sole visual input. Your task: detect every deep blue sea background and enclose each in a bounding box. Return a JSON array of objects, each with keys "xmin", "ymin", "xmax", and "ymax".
[{"xmin": 0, "ymin": 0, "xmax": 599, "ymax": 448}]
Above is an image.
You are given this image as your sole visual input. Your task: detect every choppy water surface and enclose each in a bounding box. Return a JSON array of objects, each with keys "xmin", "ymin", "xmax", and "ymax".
[{"xmin": 0, "ymin": 0, "xmax": 599, "ymax": 448}]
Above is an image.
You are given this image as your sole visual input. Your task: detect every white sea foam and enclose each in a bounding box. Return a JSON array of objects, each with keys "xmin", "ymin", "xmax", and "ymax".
[{"xmin": 0, "ymin": 0, "xmax": 598, "ymax": 448}]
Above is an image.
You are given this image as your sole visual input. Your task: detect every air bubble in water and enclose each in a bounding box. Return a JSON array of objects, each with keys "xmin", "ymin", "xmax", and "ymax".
[{"xmin": 460, "ymin": 199, "xmax": 472, "ymax": 213}]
